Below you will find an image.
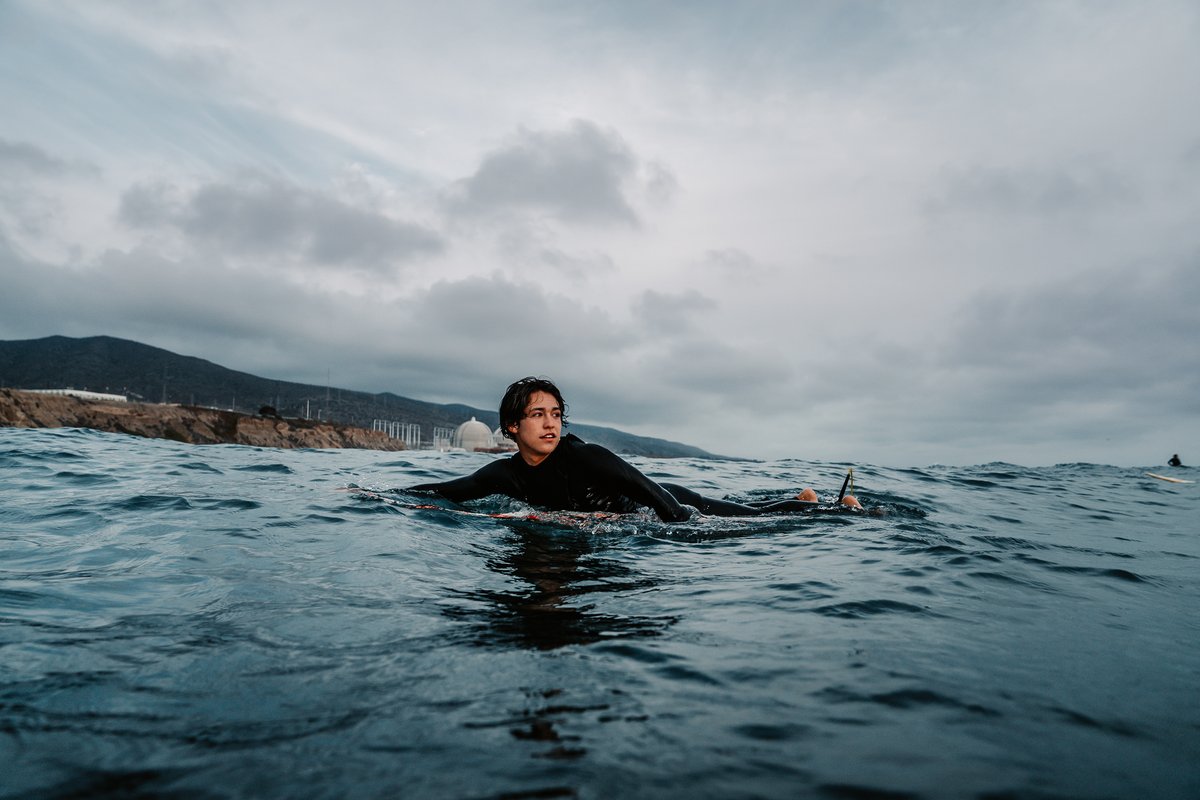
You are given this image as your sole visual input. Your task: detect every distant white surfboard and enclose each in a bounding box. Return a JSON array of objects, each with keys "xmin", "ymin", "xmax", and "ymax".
[{"xmin": 1146, "ymin": 472, "xmax": 1195, "ymax": 484}]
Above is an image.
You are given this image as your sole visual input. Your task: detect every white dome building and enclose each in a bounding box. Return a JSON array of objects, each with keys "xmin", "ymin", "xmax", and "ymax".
[
  {"xmin": 493, "ymin": 426, "xmax": 517, "ymax": 451},
  {"xmin": 453, "ymin": 417, "xmax": 494, "ymax": 451}
]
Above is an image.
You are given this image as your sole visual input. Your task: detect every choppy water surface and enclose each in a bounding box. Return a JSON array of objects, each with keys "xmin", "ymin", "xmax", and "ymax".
[{"xmin": 2, "ymin": 428, "xmax": 1198, "ymax": 799}]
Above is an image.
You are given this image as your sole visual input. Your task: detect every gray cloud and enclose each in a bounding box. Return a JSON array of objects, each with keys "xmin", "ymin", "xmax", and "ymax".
[
  {"xmin": 700, "ymin": 248, "xmax": 769, "ymax": 279},
  {"xmin": 632, "ymin": 289, "xmax": 717, "ymax": 334},
  {"xmin": 0, "ymin": 236, "xmax": 326, "ymax": 352},
  {"xmin": 0, "ymin": 138, "xmax": 98, "ymax": 178},
  {"xmin": 0, "ymin": 235, "xmax": 637, "ymax": 411},
  {"xmin": 119, "ymin": 174, "xmax": 444, "ymax": 271},
  {"xmin": 447, "ymin": 120, "xmax": 642, "ymax": 226},
  {"xmin": 642, "ymin": 160, "xmax": 679, "ymax": 206},
  {"xmin": 536, "ymin": 247, "xmax": 617, "ymax": 280},
  {"xmin": 651, "ymin": 338, "xmax": 788, "ymax": 394},
  {"xmin": 926, "ymin": 161, "xmax": 1137, "ymax": 218},
  {"xmin": 884, "ymin": 257, "xmax": 1200, "ymax": 460},
  {"xmin": 0, "ymin": 139, "xmax": 99, "ymax": 243}
]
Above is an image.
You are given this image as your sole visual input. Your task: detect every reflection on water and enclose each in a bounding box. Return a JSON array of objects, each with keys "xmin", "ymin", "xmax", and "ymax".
[{"xmin": 447, "ymin": 524, "xmax": 673, "ymax": 650}]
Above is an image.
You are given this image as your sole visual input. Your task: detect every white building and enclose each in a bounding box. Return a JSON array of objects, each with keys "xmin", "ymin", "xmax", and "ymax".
[
  {"xmin": 26, "ymin": 388, "xmax": 127, "ymax": 403},
  {"xmin": 453, "ymin": 417, "xmax": 494, "ymax": 451}
]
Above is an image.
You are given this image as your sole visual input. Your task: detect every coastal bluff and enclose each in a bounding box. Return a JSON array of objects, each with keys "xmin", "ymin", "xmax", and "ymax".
[{"xmin": 0, "ymin": 389, "xmax": 406, "ymax": 451}]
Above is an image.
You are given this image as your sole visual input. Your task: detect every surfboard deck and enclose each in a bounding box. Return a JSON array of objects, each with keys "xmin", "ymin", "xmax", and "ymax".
[
  {"xmin": 347, "ymin": 487, "xmax": 625, "ymax": 524},
  {"xmin": 1146, "ymin": 472, "xmax": 1195, "ymax": 484},
  {"xmin": 346, "ymin": 487, "xmax": 847, "ymax": 525}
]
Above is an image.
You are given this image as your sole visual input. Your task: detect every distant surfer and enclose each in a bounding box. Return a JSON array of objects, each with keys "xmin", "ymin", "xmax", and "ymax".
[
  {"xmin": 1168, "ymin": 454, "xmax": 1182, "ymax": 467},
  {"xmin": 410, "ymin": 377, "xmax": 855, "ymax": 521}
]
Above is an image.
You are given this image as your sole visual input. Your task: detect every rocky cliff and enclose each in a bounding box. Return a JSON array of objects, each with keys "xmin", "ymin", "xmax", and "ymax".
[{"xmin": 0, "ymin": 389, "xmax": 406, "ymax": 451}]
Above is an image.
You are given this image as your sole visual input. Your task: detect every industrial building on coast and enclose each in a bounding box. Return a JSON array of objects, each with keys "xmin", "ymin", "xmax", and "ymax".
[{"xmin": 372, "ymin": 416, "xmax": 515, "ymax": 453}]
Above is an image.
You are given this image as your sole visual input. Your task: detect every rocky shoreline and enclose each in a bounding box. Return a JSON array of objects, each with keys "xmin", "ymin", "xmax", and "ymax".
[{"xmin": 0, "ymin": 389, "xmax": 406, "ymax": 451}]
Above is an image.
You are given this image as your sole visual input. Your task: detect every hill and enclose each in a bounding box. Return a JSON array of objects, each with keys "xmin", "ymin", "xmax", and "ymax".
[{"xmin": 0, "ymin": 335, "xmax": 719, "ymax": 458}]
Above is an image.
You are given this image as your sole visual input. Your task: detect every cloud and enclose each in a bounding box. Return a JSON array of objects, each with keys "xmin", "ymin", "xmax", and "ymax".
[
  {"xmin": 118, "ymin": 173, "xmax": 445, "ymax": 272},
  {"xmin": 925, "ymin": 160, "xmax": 1138, "ymax": 219},
  {"xmin": 698, "ymin": 248, "xmax": 771, "ymax": 280},
  {"xmin": 946, "ymin": 259, "xmax": 1200, "ymax": 404},
  {"xmin": 632, "ymin": 289, "xmax": 717, "ymax": 334},
  {"xmin": 535, "ymin": 247, "xmax": 617, "ymax": 280},
  {"xmin": 446, "ymin": 120, "xmax": 644, "ymax": 226},
  {"xmin": 0, "ymin": 139, "xmax": 103, "ymax": 251},
  {"xmin": 0, "ymin": 235, "xmax": 636, "ymax": 406},
  {"xmin": 0, "ymin": 138, "xmax": 98, "ymax": 178}
]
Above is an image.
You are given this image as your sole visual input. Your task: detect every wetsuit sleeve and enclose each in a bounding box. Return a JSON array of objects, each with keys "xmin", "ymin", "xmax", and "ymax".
[
  {"xmin": 409, "ymin": 459, "xmax": 513, "ymax": 503},
  {"xmin": 578, "ymin": 444, "xmax": 691, "ymax": 522}
]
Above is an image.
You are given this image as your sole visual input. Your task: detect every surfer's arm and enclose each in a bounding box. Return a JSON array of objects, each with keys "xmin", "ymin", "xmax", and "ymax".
[
  {"xmin": 409, "ymin": 460, "xmax": 512, "ymax": 503},
  {"xmin": 579, "ymin": 444, "xmax": 691, "ymax": 522}
]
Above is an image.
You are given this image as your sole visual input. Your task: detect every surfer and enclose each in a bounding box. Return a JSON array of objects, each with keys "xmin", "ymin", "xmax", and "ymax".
[
  {"xmin": 410, "ymin": 377, "xmax": 845, "ymax": 521},
  {"xmin": 1168, "ymin": 454, "xmax": 1182, "ymax": 467}
]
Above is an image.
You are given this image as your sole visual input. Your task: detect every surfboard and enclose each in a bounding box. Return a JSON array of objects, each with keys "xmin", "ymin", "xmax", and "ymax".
[
  {"xmin": 346, "ymin": 486, "xmax": 853, "ymax": 525},
  {"xmin": 347, "ymin": 487, "xmax": 623, "ymax": 524},
  {"xmin": 1146, "ymin": 472, "xmax": 1195, "ymax": 484}
]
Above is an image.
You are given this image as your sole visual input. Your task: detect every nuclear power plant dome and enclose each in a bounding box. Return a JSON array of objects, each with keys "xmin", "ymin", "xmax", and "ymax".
[{"xmin": 453, "ymin": 417, "xmax": 493, "ymax": 451}]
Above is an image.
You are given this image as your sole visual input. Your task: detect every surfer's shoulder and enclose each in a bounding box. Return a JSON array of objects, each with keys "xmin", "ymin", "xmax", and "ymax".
[{"xmin": 564, "ymin": 434, "xmax": 622, "ymax": 462}]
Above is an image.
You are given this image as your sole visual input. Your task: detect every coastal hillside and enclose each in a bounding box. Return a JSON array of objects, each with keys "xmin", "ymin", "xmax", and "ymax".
[
  {"xmin": 0, "ymin": 335, "xmax": 719, "ymax": 458},
  {"xmin": 0, "ymin": 389, "xmax": 404, "ymax": 450}
]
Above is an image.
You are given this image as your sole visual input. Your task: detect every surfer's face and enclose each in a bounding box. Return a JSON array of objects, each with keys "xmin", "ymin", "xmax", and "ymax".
[{"xmin": 508, "ymin": 391, "xmax": 562, "ymax": 466}]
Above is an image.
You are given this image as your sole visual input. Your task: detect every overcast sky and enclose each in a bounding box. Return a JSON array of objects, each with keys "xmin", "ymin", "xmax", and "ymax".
[{"xmin": 2, "ymin": 1, "xmax": 1198, "ymax": 466}]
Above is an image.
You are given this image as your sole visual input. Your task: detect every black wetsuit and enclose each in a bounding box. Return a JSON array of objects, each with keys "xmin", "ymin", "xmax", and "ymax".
[{"xmin": 410, "ymin": 433, "xmax": 815, "ymax": 520}]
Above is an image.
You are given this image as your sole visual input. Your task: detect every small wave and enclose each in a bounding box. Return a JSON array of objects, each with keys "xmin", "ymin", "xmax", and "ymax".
[
  {"xmin": 0, "ymin": 587, "xmax": 45, "ymax": 605},
  {"xmin": 12, "ymin": 767, "xmax": 207, "ymax": 800},
  {"xmin": 51, "ymin": 470, "xmax": 118, "ymax": 486},
  {"xmin": 1047, "ymin": 705, "xmax": 1145, "ymax": 738},
  {"xmin": 732, "ymin": 722, "xmax": 812, "ymax": 742},
  {"xmin": 107, "ymin": 494, "xmax": 194, "ymax": 512},
  {"xmin": 816, "ymin": 782, "xmax": 922, "ymax": 799},
  {"xmin": 1045, "ymin": 565, "xmax": 1151, "ymax": 583},
  {"xmin": 193, "ymin": 498, "xmax": 261, "ymax": 511},
  {"xmin": 183, "ymin": 708, "xmax": 370, "ymax": 750},
  {"xmin": 815, "ymin": 685, "xmax": 1000, "ymax": 717},
  {"xmin": 765, "ymin": 581, "xmax": 836, "ymax": 603},
  {"xmin": 232, "ymin": 463, "xmax": 294, "ymax": 474},
  {"xmin": 809, "ymin": 599, "xmax": 932, "ymax": 619},
  {"xmin": 177, "ymin": 461, "xmax": 223, "ymax": 474},
  {"xmin": 966, "ymin": 571, "xmax": 1060, "ymax": 594}
]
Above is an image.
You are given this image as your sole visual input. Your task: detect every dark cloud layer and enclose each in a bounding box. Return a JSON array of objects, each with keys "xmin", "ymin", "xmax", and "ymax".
[
  {"xmin": 926, "ymin": 161, "xmax": 1137, "ymax": 218},
  {"xmin": 632, "ymin": 289, "xmax": 717, "ymax": 334},
  {"xmin": 447, "ymin": 120, "xmax": 643, "ymax": 226},
  {"xmin": 0, "ymin": 235, "xmax": 639, "ymax": 413},
  {"xmin": 947, "ymin": 259, "xmax": 1200, "ymax": 407},
  {"xmin": 0, "ymin": 138, "xmax": 97, "ymax": 178},
  {"xmin": 119, "ymin": 174, "xmax": 444, "ymax": 271}
]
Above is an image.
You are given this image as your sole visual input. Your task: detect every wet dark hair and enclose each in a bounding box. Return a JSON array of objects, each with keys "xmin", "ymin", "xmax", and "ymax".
[{"xmin": 499, "ymin": 377, "xmax": 569, "ymax": 440}]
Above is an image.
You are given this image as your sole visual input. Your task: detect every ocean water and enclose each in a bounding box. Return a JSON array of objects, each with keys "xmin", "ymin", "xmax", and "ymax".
[{"xmin": 2, "ymin": 427, "xmax": 1198, "ymax": 800}]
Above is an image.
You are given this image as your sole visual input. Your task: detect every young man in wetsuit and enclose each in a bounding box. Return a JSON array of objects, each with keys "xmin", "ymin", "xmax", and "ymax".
[{"xmin": 410, "ymin": 377, "xmax": 835, "ymax": 521}]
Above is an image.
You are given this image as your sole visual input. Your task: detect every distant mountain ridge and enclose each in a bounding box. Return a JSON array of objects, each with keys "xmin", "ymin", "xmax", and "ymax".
[{"xmin": 0, "ymin": 335, "xmax": 719, "ymax": 458}]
